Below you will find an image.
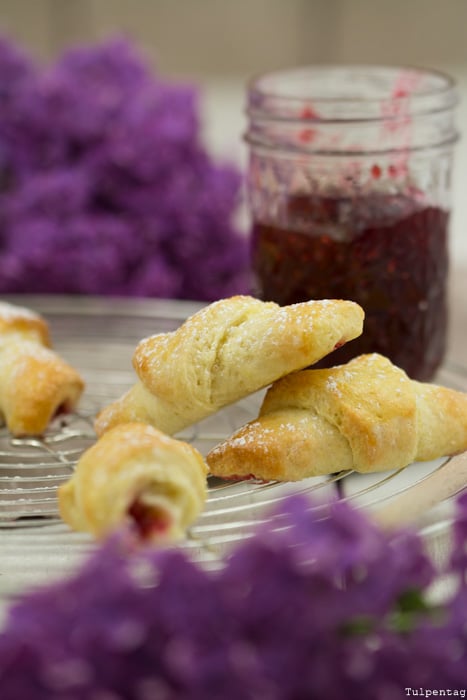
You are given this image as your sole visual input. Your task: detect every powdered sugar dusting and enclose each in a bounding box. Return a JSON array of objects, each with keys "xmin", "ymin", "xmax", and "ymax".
[
  {"xmin": 0, "ymin": 301, "xmax": 41, "ymax": 322},
  {"xmin": 326, "ymin": 377, "xmax": 343, "ymax": 398},
  {"xmin": 134, "ymin": 332, "xmax": 174, "ymax": 372}
]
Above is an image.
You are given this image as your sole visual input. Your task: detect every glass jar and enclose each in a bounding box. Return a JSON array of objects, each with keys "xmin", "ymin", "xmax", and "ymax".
[{"xmin": 245, "ymin": 65, "xmax": 459, "ymax": 381}]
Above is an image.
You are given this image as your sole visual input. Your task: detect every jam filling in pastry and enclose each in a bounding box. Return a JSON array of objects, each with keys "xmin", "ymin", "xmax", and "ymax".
[{"xmin": 58, "ymin": 422, "xmax": 208, "ymax": 542}]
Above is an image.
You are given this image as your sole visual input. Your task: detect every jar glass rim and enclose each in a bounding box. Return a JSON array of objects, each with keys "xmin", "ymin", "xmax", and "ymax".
[{"xmin": 247, "ymin": 64, "xmax": 457, "ymax": 115}]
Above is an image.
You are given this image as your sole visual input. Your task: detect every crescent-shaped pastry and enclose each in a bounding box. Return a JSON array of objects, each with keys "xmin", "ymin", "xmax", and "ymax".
[
  {"xmin": 0, "ymin": 301, "xmax": 84, "ymax": 436},
  {"xmin": 58, "ymin": 422, "xmax": 208, "ymax": 542},
  {"xmin": 94, "ymin": 295, "xmax": 364, "ymax": 437},
  {"xmin": 207, "ymin": 353, "xmax": 467, "ymax": 481}
]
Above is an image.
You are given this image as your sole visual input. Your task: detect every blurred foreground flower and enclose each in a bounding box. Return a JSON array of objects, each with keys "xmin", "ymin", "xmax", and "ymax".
[
  {"xmin": 1, "ymin": 494, "xmax": 467, "ymax": 699},
  {"xmin": 0, "ymin": 35, "xmax": 250, "ymax": 300}
]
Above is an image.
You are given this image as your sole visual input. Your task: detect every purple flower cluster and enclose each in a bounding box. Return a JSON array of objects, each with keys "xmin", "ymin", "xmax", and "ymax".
[
  {"xmin": 0, "ymin": 36, "xmax": 250, "ymax": 300},
  {"xmin": 1, "ymin": 495, "xmax": 467, "ymax": 699}
]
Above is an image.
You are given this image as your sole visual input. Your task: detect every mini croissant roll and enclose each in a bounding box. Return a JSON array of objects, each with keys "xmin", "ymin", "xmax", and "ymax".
[
  {"xmin": 58, "ymin": 422, "xmax": 208, "ymax": 542},
  {"xmin": 94, "ymin": 295, "xmax": 364, "ymax": 437},
  {"xmin": 0, "ymin": 301, "xmax": 84, "ymax": 436},
  {"xmin": 207, "ymin": 354, "xmax": 467, "ymax": 481}
]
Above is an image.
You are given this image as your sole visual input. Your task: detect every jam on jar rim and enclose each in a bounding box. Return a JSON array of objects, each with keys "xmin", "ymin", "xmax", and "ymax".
[
  {"xmin": 245, "ymin": 65, "xmax": 459, "ymax": 158},
  {"xmin": 246, "ymin": 64, "xmax": 458, "ymax": 120}
]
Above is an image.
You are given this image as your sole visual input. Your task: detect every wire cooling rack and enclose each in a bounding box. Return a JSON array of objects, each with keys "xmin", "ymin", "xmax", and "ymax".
[{"xmin": 0, "ymin": 295, "xmax": 465, "ymax": 608}]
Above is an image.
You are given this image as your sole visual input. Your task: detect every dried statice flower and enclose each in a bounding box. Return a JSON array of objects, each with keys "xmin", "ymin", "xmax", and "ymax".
[
  {"xmin": 1, "ymin": 495, "xmax": 467, "ymax": 699},
  {"xmin": 0, "ymin": 35, "xmax": 250, "ymax": 300}
]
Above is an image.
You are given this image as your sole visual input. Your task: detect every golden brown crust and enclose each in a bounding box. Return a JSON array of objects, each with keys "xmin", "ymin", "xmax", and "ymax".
[
  {"xmin": 58, "ymin": 422, "xmax": 208, "ymax": 541},
  {"xmin": 95, "ymin": 295, "xmax": 364, "ymax": 436},
  {"xmin": 0, "ymin": 301, "xmax": 84, "ymax": 436},
  {"xmin": 207, "ymin": 354, "xmax": 467, "ymax": 481}
]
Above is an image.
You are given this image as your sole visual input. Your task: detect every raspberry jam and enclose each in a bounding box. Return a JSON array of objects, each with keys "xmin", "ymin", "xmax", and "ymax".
[
  {"xmin": 128, "ymin": 499, "xmax": 170, "ymax": 540},
  {"xmin": 252, "ymin": 192, "xmax": 449, "ymax": 381}
]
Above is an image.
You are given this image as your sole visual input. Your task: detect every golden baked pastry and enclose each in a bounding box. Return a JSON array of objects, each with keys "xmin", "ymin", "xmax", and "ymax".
[
  {"xmin": 207, "ymin": 353, "xmax": 467, "ymax": 481},
  {"xmin": 0, "ymin": 301, "xmax": 84, "ymax": 436},
  {"xmin": 94, "ymin": 295, "xmax": 364, "ymax": 436},
  {"xmin": 58, "ymin": 422, "xmax": 208, "ymax": 542}
]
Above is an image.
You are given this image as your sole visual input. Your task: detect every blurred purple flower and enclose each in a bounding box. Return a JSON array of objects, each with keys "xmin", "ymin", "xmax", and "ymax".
[
  {"xmin": 1, "ymin": 495, "xmax": 467, "ymax": 699},
  {"xmin": 0, "ymin": 35, "xmax": 250, "ymax": 300}
]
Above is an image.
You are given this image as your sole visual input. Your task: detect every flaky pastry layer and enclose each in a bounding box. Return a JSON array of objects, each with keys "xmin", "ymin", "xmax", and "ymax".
[
  {"xmin": 207, "ymin": 354, "xmax": 467, "ymax": 481},
  {"xmin": 59, "ymin": 422, "xmax": 208, "ymax": 542},
  {"xmin": 95, "ymin": 295, "xmax": 364, "ymax": 436},
  {"xmin": 0, "ymin": 301, "xmax": 84, "ymax": 436}
]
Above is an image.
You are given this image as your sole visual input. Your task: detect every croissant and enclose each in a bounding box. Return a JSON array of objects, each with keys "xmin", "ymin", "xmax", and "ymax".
[
  {"xmin": 58, "ymin": 422, "xmax": 208, "ymax": 542},
  {"xmin": 94, "ymin": 295, "xmax": 364, "ymax": 437},
  {"xmin": 207, "ymin": 353, "xmax": 467, "ymax": 481},
  {"xmin": 0, "ymin": 301, "xmax": 84, "ymax": 436}
]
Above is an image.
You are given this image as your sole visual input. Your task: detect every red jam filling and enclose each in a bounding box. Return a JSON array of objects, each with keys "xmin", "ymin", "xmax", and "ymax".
[
  {"xmin": 53, "ymin": 402, "xmax": 71, "ymax": 419},
  {"xmin": 219, "ymin": 473, "xmax": 270, "ymax": 484},
  {"xmin": 252, "ymin": 192, "xmax": 449, "ymax": 381},
  {"xmin": 128, "ymin": 499, "xmax": 171, "ymax": 540}
]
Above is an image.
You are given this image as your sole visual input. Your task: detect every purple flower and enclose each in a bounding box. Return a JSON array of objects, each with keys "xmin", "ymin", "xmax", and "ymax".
[
  {"xmin": 1, "ymin": 495, "xmax": 467, "ymax": 698},
  {"xmin": 0, "ymin": 35, "xmax": 250, "ymax": 301},
  {"xmin": 6, "ymin": 168, "xmax": 92, "ymax": 221},
  {"xmin": 0, "ymin": 214, "xmax": 141, "ymax": 294}
]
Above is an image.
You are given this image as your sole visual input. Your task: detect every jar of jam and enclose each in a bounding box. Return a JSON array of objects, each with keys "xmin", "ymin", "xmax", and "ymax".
[{"xmin": 245, "ymin": 66, "xmax": 459, "ymax": 381}]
